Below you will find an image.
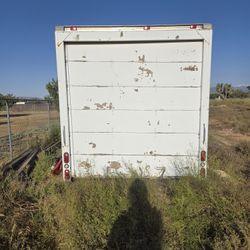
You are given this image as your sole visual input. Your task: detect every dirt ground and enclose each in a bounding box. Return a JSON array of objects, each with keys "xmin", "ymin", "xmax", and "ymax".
[
  {"xmin": 0, "ymin": 111, "xmax": 59, "ymax": 137},
  {"xmin": 209, "ymin": 98, "xmax": 250, "ymax": 145}
]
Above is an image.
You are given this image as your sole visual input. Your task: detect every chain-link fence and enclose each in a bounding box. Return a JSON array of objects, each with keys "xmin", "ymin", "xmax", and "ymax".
[{"xmin": 0, "ymin": 101, "xmax": 59, "ymax": 164}]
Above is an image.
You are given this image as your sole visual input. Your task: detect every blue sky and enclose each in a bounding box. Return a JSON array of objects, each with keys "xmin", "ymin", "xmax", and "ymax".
[{"xmin": 0, "ymin": 0, "xmax": 249, "ymax": 97}]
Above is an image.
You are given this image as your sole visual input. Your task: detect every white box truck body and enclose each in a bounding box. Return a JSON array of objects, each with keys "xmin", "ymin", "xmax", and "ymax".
[{"xmin": 55, "ymin": 24, "xmax": 212, "ymax": 179}]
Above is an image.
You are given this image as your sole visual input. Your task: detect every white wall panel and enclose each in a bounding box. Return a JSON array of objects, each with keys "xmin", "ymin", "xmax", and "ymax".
[
  {"xmin": 66, "ymin": 42, "xmax": 202, "ymax": 62},
  {"xmin": 68, "ymin": 62, "xmax": 202, "ymax": 87},
  {"xmin": 72, "ymin": 154, "xmax": 198, "ymax": 177},
  {"xmin": 69, "ymin": 87, "xmax": 201, "ymax": 111},
  {"xmin": 71, "ymin": 110, "xmax": 200, "ymax": 133},
  {"xmin": 72, "ymin": 133, "xmax": 199, "ymax": 155}
]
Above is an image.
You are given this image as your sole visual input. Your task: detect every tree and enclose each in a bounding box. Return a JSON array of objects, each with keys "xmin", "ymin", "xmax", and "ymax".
[
  {"xmin": 216, "ymin": 83, "xmax": 233, "ymax": 99},
  {"xmin": 247, "ymin": 86, "xmax": 250, "ymax": 92},
  {"xmin": 0, "ymin": 93, "xmax": 16, "ymax": 110},
  {"xmin": 223, "ymin": 83, "xmax": 233, "ymax": 99},
  {"xmin": 45, "ymin": 79, "xmax": 59, "ymax": 110}
]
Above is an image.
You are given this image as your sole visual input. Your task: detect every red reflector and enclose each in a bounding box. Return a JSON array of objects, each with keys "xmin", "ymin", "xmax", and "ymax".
[
  {"xmin": 64, "ymin": 152, "xmax": 69, "ymax": 163},
  {"xmin": 190, "ymin": 24, "xmax": 197, "ymax": 29},
  {"xmin": 201, "ymin": 150, "xmax": 206, "ymax": 161},
  {"xmin": 70, "ymin": 26, "xmax": 77, "ymax": 31},
  {"xmin": 64, "ymin": 169, "xmax": 70, "ymax": 179},
  {"xmin": 143, "ymin": 26, "xmax": 150, "ymax": 30}
]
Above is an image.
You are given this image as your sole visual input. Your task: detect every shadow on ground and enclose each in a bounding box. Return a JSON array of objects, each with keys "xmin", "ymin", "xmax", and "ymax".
[{"xmin": 107, "ymin": 179, "xmax": 163, "ymax": 250}]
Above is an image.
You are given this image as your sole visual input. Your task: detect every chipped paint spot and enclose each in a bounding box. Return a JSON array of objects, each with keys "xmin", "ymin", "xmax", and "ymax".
[
  {"xmin": 83, "ymin": 106, "xmax": 90, "ymax": 110},
  {"xmin": 120, "ymin": 31, "xmax": 123, "ymax": 37},
  {"xmin": 138, "ymin": 55, "xmax": 145, "ymax": 63},
  {"xmin": 157, "ymin": 120, "xmax": 160, "ymax": 125},
  {"xmin": 79, "ymin": 161, "xmax": 92, "ymax": 169},
  {"xmin": 134, "ymin": 88, "xmax": 138, "ymax": 92},
  {"xmin": 75, "ymin": 34, "xmax": 80, "ymax": 40},
  {"xmin": 148, "ymin": 120, "xmax": 151, "ymax": 126},
  {"xmin": 175, "ymin": 35, "xmax": 180, "ymax": 39},
  {"xmin": 134, "ymin": 78, "xmax": 139, "ymax": 82},
  {"xmin": 108, "ymin": 161, "xmax": 121, "ymax": 169},
  {"xmin": 94, "ymin": 102, "xmax": 113, "ymax": 110},
  {"xmin": 137, "ymin": 160, "xmax": 142, "ymax": 164},
  {"xmin": 181, "ymin": 65, "xmax": 198, "ymax": 71},
  {"xmin": 138, "ymin": 66, "xmax": 153, "ymax": 77},
  {"xmin": 89, "ymin": 142, "xmax": 96, "ymax": 148}
]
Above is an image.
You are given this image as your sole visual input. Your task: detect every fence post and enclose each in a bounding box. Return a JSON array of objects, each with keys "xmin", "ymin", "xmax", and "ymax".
[
  {"xmin": 48, "ymin": 102, "xmax": 51, "ymax": 129},
  {"xmin": 6, "ymin": 101, "xmax": 13, "ymax": 160}
]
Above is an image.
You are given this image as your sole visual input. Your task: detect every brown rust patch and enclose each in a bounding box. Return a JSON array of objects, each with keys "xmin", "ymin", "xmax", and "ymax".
[
  {"xmin": 181, "ymin": 65, "xmax": 198, "ymax": 71},
  {"xmin": 138, "ymin": 66, "xmax": 153, "ymax": 77},
  {"xmin": 89, "ymin": 142, "xmax": 96, "ymax": 148},
  {"xmin": 83, "ymin": 106, "xmax": 90, "ymax": 110},
  {"xmin": 79, "ymin": 161, "xmax": 92, "ymax": 169},
  {"xmin": 108, "ymin": 161, "xmax": 121, "ymax": 169},
  {"xmin": 138, "ymin": 55, "xmax": 145, "ymax": 63},
  {"xmin": 94, "ymin": 102, "xmax": 113, "ymax": 110}
]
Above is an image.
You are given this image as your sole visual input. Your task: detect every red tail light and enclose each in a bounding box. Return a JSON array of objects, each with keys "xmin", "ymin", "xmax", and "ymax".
[
  {"xmin": 64, "ymin": 152, "xmax": 69, "ymax": 163},
  {"xmin": 190, "ymin": 24, "xmax": 197, "ymax": 29},
  {"xmin": 64, "ymin": 169, "xmax": 70, "ymax": 179},
  {"xmin": 143, "ymin": 26, "xmax": 150, "ymax": 30},
  {"xmin": 201, "ymin": 150, "xmax": 206, "ymax": 161},
  {"xmin": 70, "ymin": 26, "xmax": 77, "ymax": 31}
]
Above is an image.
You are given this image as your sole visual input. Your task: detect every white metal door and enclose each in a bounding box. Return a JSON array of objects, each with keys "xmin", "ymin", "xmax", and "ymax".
[{"xmin": 65, "ymin": 41, "xmax": 202, "ymax": 176}]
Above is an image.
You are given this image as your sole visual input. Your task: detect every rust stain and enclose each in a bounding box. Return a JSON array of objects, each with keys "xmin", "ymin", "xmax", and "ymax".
[
  {"xmin": 138, "ymin": 66, "xmax": 153, "ymax": 77},
  {"xmin": 138, "ymin": 55, "xmax": 145, "ymax": 63},
  {"xmin": 108, "ymin": 161, "xmax": 121, "ymax": 169},
  {"xmin": 89, "ymin": 142, "xmax": 96, "ymax": 148},
  {"xmin": 94, "ymin": 102, "xmax": 113, "ymax": 110},
  {"xmin": 83, "ymin": 106, "xmax": 90, "ymax": 110},
  {"xmin": 181, "ymin": 65, "xmax": 198, "ymax": 71},
  {"xmin": 79, "ymin": 161, "xmax": 92, "ymax": 169}
]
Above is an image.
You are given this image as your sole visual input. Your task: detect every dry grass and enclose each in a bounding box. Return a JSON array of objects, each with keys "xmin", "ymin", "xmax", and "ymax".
[{"xmin": 0, "ymin": 99, "xmax": 249, "ymax": 249}]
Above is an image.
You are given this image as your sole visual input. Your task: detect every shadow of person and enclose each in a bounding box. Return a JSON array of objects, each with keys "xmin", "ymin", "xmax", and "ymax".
[{"xmin": 107, "ymin": 179, "xmax": 163, "ymax": 250}]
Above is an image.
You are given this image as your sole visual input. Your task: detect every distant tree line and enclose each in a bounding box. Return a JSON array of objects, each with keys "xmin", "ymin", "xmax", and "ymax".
[{"xmin": 210, "ymin": 83, "xmax": 250, "ymax": 99}]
